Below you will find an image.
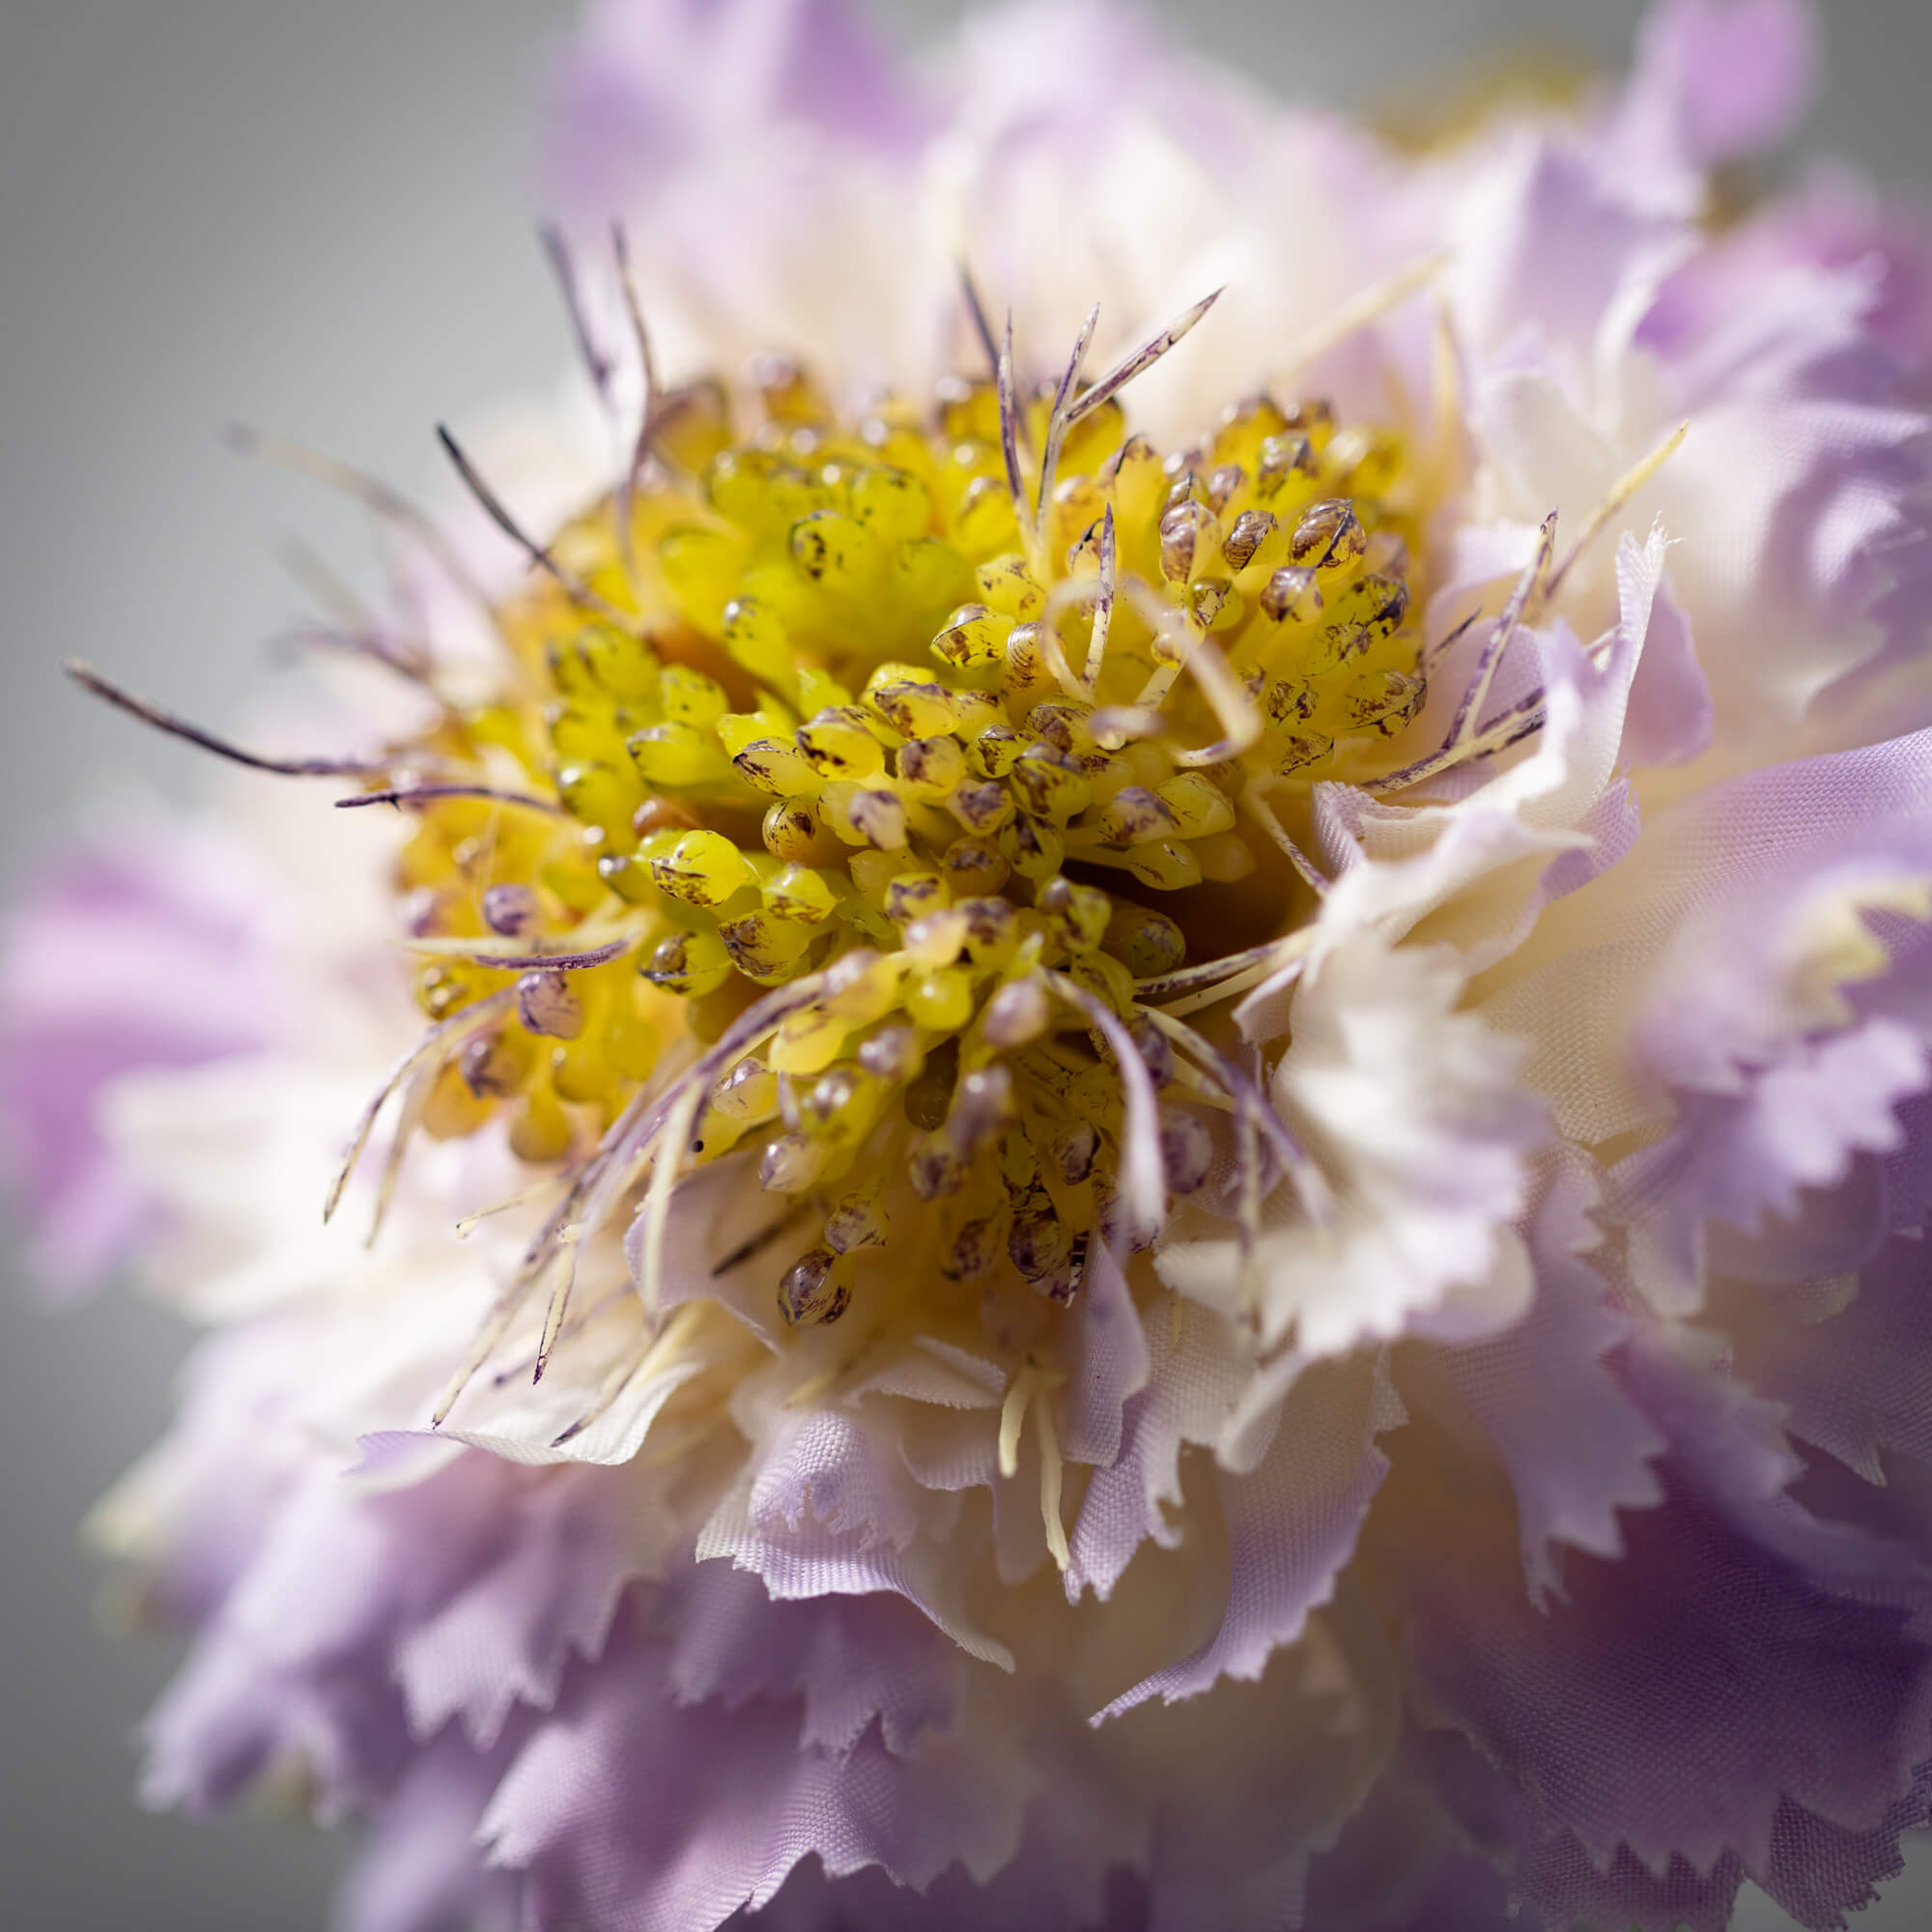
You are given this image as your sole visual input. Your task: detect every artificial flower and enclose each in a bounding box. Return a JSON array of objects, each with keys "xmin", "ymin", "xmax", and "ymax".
[{"xmin": 11, "ymin": 1, "xmax": 1932, "ymax": 1927}]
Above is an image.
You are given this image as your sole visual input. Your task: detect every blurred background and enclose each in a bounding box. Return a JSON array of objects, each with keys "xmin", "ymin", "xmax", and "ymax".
[{"xmin": 2, "ymin": 1, "xmax": 1929, "ymax": 1925}]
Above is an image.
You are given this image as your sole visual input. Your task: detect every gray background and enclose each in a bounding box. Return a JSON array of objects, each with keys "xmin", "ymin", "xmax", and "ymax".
[{"xmin": 1, "ymin": 2, "xmax": 1927, "ymax": 1926}]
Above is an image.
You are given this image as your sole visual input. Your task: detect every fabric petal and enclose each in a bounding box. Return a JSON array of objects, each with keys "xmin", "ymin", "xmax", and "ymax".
[
  {"xmin": 1096, "ymin": 1355, "xmax": 1402, "ymax": 1717},
  {"xmin": 1401, "ymin": 1151, "xmax": 1664, "ymax": 1604}
]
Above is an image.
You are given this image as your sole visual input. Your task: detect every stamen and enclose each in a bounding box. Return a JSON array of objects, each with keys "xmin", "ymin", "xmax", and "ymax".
[
  {"xmin": 533, "ymin": 1243, "xmax": 581, "ymax": 1381},
  {"xmin": 1272, "ymin": 250, "xmax": 1449, "ymax": 379},
  {"xmin": 1035, "ymin": 1383, "xmax": 1069, "ymax": 1572},
  {"xmin": 457, "ymin": 1175, "xmax": 568, "ymax": 1239},
  {"xmin": 1158, "ymin": 928, "xmax": 1319, "ymax": 1021},
  {"xmin": 999, "ymin": 1364, "xmax": 1032, "ymax": 1481},
  {"xmin": 1135, "ymin": 937, "xmax": 1293, "ymax": 1003},
  {"xmin": 1168, "ymin": 634, "xmax": 1264, "ymax": 768},
  {"xmin": 1137, "ymin": 1004, "xmax": 1333, "ymax": 1227},
  {"xmin": 1047, "ymin": 972, "xmax": 1164, "ymax": 1249},
  {"xmin": 366, "ymin": 1067, "xmax": 431, "ymax": 1248},
  {"xmin": 404, "ymin": 932, "xmax": 639, "ymax": 972},
  {"xmin": 996, "ymin": 311, "xmax": 1028, "ymax": 527},
  {"xmin": 1085, "ymin": 502, "xmax": 1117, "ymax": 688},
  {"xmin": 1242, "ymin": 785, "xmax": 1330, "ymax": 895},
  {"xmin": 518, "ymin": 970, "xmax": 584, "ymax": 1039},
  {"xmin": 635, "ymin": 979, "xmax": 827, "ymax": 1315},
  {"xmin": 336, "ymin": 783, "xmax": 565, "ymax": 814},
  {"xmin": 1364, "ymin": 516, "xmax": 1556, "ymax": 799},
  {"xmin": 277, "ymin": 298, "xmax": 1464, "ymax": 1394},
  {"xmin": 1063, "ymin": 287, "xmax": 1223, "ymax": 429},
  {"xmin": 273, "ymin": 622, "xmax": 434, "ymax": 685},
  {"xmin": 1421, "ymin": 608, "xmax": 1481, "ymax": 671},
  {"xmin": 611, "ymin": 222, "xmax": 662, "ymax": 417},
  {"xmin": 490, "ymin": 1283, "xmax": 628, "ymax": 1383},
  {"xmin": 711, "ymin": 1203, "xmax": 812, "ymax": 1277},
  {"xmin": 276, "ymin": 533, "xmax": 376, "ymax": 631},
  {"xmin": 1450, "ymin": 515, "xmax": 1557, "ymax": 746},
  {"xmin": 539, "ymin": 221, "xmax": 616, "ymax": 413},
  {"xmin": 550, "ymin": 1301, "xmax": 708, "ymax": 1447},
  {"xmin": 324, "ymin": 988, "xmax": 516, "ymax": 1223},
  {"xmin": 611, "ymin": 220, "xmax": 664, "ymax": 589},
  {"xmin": 273, "ymin": 537, "xmax": 436, "ymax": 685},
  {"xmin": 1541, "ymin": 420, "xmax": 1690, "ymax": 608},
  {"xmin": 1031, "ymin": 611, "xmax": 1090, "ymax": 705},
  {"xmin": 956, "ymin": 260, "xmax": 1003, "ymax": 380},
  {"xmin": 1033, "ymin": 301, "xmax": 1101, "ymax": 555},
  {"xmin": 431, "ymin": 1260, "xmax": 547, "ymax": 1428},
  {"xmin": 435, "ymin": 426, "xmax": 640, "ymax": 633},
  {"xmin": 67, "ymin": 662, "xmax": 383, "ymax": 779}
]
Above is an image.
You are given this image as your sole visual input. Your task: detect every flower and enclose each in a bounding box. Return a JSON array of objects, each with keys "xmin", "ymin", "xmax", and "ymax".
[{"xmin": 12, "ymin": 0, "xmax": 1932, "ymax": 1926}]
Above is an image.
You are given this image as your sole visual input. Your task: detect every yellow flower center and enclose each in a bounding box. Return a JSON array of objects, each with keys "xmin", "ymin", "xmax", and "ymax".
[{"xmin": 386, "ymin": 351, "xmax": 1425, "ymax": 1321}]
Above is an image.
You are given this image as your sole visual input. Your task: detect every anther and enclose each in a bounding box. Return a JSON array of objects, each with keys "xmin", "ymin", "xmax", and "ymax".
[
  {"xmin": 823, "ymin": 1189, "xmax": 889, "ymax": 1254},
  {"xmin": 947, "ymin": 1065, "xmax": 1013, "ymax": 1156},
  {"xmin": 518, "ymin": 970, "xmax": 584, "ymax": 1040},
  {"xmin": 1129, "ymin": 1016, "xmax": 1175, "ymax": 1089},
  {"xmin": 778, "ymin": 1245, "xmax": 851, "ymax": 1325},
  {"xmin": 1220, "ymin": 508, "xmax": 1279, "ymax": 573},
  {"xmin": 859, "ymin": 1024, "xmax": 923, "ymax": 1085},
  {"xmin": 482, "ymin": 884, "xmax": 539, "ymax": 938},
  {"xmin": 762, "ymin": 1134, "xmax": 829, "ymax": 1194},
  {"xmin": 983, "ymin": 977, "xmax": 1051, "ymax": 1048},
  {"xmin": 1159, "ymin": 1107, "xmax": 1215, "ymax": 1194},
  {"xmin": 909, "ymin": 1136, "xmax": 968, "ymax": 1199},
  {"xmin": 1052, "ymin": 1122, "xmax": 1100, "ymax": 1185},
  {"xmin": 941, "ymin": 1216, "xmax": 1002, "ymax": 1281},
  {"xmin": 1159, "ymin": 500, "xmax": 1220, "ymax": 583},
  {"xmin": 460, "ymin": 1031, "xmax": 528, "ymax": 1099},
  {"xmin": 1290, "ymin": 498, "xmax": 1367, "ymax": 571},
  {"xmin": 1261, "ymin": 566, "xmax": 1323, "ymax": 624},
  {"xmin": 1009, "ymin": 1198, "xmax": 1071, "ymax": 1283}
]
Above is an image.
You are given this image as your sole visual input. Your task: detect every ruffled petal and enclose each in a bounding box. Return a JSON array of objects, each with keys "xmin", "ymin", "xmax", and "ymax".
[
  {"xmin": 1612, "ymin": 0, "xmax": 1819, "ymax": 181},
  {"xmin": 1401, "ymin": 1151, "xmax": 1664, "ymax": 1604},
  {"xmin": 482, "ymin": 1605, "xmax": 1035, "ymax": 1932},
  {"xmin": 1165, "ymin": 930, "xmax": 1540, "ymax": 1358},
  {"xmin": 1065, "ymin": 1298, "xmax": 1249, "ymax": 1602},
  {"xmin": 696, "ymin": 1405, "xmax": 1013, "ymax": 1669},
  {"xmin": 1096, "ymin": 1355, "xmax": 1402, "ymax": 1716},
  {"xmin": 0, "ymin": 817, "xmax": 283, "ymax": 1292},
  {"xmin": 1375, "ymin": 1336, "xmax": 1932, "ymax": 1908}
]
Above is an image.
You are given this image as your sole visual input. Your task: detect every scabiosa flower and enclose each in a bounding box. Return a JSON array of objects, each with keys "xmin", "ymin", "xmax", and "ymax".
[{"xmin": 14, "ymin": 0, "xmax": 1932, "ymax": 1926}]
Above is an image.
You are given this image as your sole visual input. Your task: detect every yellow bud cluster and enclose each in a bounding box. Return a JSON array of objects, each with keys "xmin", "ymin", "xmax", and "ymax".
[{"xmin": 374, "ymin": 355, "xmax": 1425, "ymax": 1330}]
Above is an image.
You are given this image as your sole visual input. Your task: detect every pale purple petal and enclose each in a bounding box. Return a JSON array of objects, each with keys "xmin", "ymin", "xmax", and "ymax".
[
  {"xmin": 1065, "ymin": 1300, "xmax": 1250, "ymax": 1602},
  {"xmin": 1621, "ymin": 571, "xmax": 1713, "ymax": 765},
  {"xmin": 482, "ymin": 1605, "xmax": 1033, "ymax": 1930},
  {"xmin": 1452, "ymin": 138, "xmax": 1687, "ymax": 379},
  {"xmin": 1612, "ymin": 809, "xmax": 1932, "ymax": 1307},
  {"xmin": 1729, "ymin": 1232, "xmax": 1932, "ymax": 1482},
  {"xmin": 1, "ymin": 820, "xmax": 283, "ymax": 1292},
  {"xmin": 1378, "ymin": 1335, "xmax": 1932, "ymax": 1894},
  {"xmin": 1403, "ymin": 1152, "xmax": 1664, "ymax": 1604},
  {"xmin": 696, "ymin": 1406, "xmax": 1013, "ymax": 1668},
  {"xmin": 394, "ymin": 1470, "xmax": 638, "ymax": 1748},
  {"xmin": 1614, "ymin": 0, "xmax": 1820, "ymax": 178},
  {"xmin": 1645, "ymin": 163, "xmax": 1932, "ymax": 377},
  {"xmin": 541, "ymin": 0, "xmax": 924, "ymax": 220},
  {"xmin": 329, "ymin": 1731, "xmax": 523, "ymax": 1932},
  {"xmin": 1055, "ymin": 1241, "xmax": 1151, "ymax": 1467},
  {"xmin": 665, "ymin": 1560, "xmax": 954, "ymax": 1758},
  {"xmin": 1096, "ymin": 1355, "xmax": 1401, "ymax": 1717}
]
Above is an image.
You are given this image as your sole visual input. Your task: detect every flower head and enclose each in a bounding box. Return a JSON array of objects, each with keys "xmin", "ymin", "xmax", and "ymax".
[{"xmin": 14, "ymin": 1, "xmax": 1932, "ymax": 1928}]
